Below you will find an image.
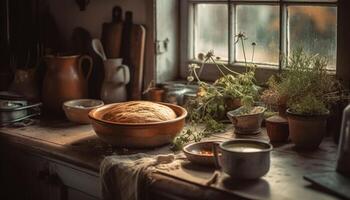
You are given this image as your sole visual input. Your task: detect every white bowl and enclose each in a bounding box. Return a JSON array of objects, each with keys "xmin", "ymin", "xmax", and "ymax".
[{"xmin": 63, "ymin": 99, "xmax": 104, "ymax": 124}]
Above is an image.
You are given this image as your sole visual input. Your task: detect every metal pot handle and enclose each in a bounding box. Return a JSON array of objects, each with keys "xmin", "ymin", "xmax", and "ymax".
[{"xmin": 212, "ymin": 142, "xmax": 222, "ymax": 170}]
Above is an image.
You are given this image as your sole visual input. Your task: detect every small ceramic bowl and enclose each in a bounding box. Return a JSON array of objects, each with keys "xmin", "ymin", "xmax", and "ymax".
[
  {"xmin": 183, "ymin": 141, "xmax": 221, "ymax": 166},
  {"xmin": 63, "ymin": 99, "xmax": 104, "ymax": 124}
]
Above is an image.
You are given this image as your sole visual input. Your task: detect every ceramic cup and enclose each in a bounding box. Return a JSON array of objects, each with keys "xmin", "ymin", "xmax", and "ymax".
[{"xmin": 213, "ymin": 139, "xmax": 273, "ymax": 179}]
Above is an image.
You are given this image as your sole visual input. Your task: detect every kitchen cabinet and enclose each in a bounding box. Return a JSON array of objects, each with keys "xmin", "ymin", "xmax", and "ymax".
[{"xmin": 0, "ymin": 142, "xmax": 101, "ymax": 200}]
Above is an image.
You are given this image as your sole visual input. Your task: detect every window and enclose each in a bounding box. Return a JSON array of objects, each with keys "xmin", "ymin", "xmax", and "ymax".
[{"xmin": 181, "ymin": 0, "xmax": 337, "ymax": 79}]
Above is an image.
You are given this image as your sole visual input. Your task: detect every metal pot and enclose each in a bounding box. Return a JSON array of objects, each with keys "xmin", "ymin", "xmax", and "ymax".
[
  {"xmin": 213, "ymin": 139, "xmax": 272, "ymax": 179},
  {"xmin": 0, "ymin": 100, "xmax": 41, "ymax": 125},
  {"xmin": 163, "ymin": 83, "xmax": 198, "ymax": 105}
]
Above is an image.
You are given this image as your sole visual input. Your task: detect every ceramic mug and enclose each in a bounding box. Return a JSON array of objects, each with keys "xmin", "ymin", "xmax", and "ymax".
[{"xmin": 213, "ymin": 139, "xmax": 273, "ymax": 179}]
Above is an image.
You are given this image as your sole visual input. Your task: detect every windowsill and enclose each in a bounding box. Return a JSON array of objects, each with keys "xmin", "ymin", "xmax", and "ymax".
[{"xmin": 184, "ymin": 59, "xmax": 337, "ymax": 83}]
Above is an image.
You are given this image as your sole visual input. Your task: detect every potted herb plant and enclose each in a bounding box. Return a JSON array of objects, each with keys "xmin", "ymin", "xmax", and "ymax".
[
  {"xmin": 277, "ymin": 48, "xmax": 339, "ymax": 150},
  {"xmin": 172, "ymin": 33, "xmax": 265, "ymax": 150},
  {"xmin": 186, "ymin": 33, "xmax": 264, "ymax": 133}
]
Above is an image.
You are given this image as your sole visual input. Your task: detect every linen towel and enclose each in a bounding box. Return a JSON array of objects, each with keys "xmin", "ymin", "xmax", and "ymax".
[{"xmin": 100, "ymin": 153, "xmax": 183, "ymax": 200}]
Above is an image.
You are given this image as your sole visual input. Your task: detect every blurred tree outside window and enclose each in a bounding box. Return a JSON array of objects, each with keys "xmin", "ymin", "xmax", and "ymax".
[{"xmin": 191, "ymin": 1, "xmax": 337, "ymax": 70}]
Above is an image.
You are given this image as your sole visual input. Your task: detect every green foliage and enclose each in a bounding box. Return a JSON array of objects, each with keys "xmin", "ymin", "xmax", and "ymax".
[
  {"xmin": 289, "ymin": 94, "xmax": 328, "ymax": 115},
  {"xmin": 277, "ymin": 48, "xmax": 339, "ymax": 115},
  {"xmin": 172, "ymin": 33, "xmax": 261, "ymax": 150}
]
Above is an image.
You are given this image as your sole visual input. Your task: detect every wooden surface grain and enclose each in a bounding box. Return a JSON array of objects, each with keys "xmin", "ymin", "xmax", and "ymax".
[{"xmin": 0, "ymin": 119, "xmax": 343, "ymax": 200}]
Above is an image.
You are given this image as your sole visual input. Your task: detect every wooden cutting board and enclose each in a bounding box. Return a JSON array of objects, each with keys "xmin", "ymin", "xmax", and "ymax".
[
  {"xmin": 101, "ymin": 6, "xmax": 123, "ymax": 58},
  {"xmin": 129, "ymin": 24, "xmax": 146, "ymax": 100}
]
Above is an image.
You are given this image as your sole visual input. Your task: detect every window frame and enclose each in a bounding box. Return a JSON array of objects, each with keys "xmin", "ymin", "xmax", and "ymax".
[{"xmin": 179, "ymin": 0, "xmax": 338, "ymax": 83}]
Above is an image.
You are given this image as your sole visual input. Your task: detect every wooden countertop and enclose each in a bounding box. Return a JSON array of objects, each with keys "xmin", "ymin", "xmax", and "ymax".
[{"xmin": 0, "ymin": 119, "xmax": 343, "ymax": 200}]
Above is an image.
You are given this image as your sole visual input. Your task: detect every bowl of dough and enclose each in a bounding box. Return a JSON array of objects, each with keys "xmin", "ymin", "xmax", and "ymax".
[{"xmin": 88, "ymin": 101, "xmax": 187, "ymax": 148}]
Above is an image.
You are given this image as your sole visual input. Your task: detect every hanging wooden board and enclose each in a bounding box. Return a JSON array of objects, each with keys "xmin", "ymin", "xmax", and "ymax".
[
  {"xmin": 101, "ymin": 6, "xmax": 123, "ymax": 58},
  {"xmin": 129, "ymin": 24, "xmax": 146, "ymax": 100}
]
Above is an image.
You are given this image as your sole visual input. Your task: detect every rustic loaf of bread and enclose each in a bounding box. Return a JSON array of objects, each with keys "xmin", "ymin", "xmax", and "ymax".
[{"xmin": 102, "ymin": 101, "xmax": 177, "ymax": 123}]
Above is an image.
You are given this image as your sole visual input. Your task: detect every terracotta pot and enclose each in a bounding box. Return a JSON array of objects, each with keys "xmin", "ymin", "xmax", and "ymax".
[
  {"xmin": 287, "ymin": 109, "xmax": 329, "ymax": 150},
  {"xmin": 266, "ymin": 115, "xmax": 289, "ymax": 143},
  {"xmin": 42, "ymin": 55, "xmax": 93, "ymax": 114},
  {"xmin": 147, "ymin": 88, "xmax": 164, "ymax": 102}
]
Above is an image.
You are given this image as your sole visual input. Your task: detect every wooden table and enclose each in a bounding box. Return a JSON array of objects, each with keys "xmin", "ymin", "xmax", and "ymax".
[{"xmin": 0, "ymin": 119, "xmax": 343, "ymax": 200}]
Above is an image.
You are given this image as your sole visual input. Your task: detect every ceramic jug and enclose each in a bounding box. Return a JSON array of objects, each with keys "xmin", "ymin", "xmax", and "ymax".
[
  {"xmin": 101, "ymin": 58, "xmax": 130, "ymax": 103},
  {"xmin": 42, "ymin": 55, "xmax": 92, "ymax": 114}
]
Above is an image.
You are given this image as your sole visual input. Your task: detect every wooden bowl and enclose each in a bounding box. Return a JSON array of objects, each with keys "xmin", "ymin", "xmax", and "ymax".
[{"xmin": 88, "ymin": 102, "xmax": 187, "ymax": 148}]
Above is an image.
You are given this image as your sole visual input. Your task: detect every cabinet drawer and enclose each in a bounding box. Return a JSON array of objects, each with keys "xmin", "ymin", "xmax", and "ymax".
[{"xmin": 51, "ymin": 162, "xmax": 101, "ymax": 199}]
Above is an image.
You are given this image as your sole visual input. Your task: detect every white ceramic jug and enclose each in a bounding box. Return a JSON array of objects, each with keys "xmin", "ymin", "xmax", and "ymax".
[{"xmin": 101, "ymin": 58, "xmax": 130, "ymax": 103}]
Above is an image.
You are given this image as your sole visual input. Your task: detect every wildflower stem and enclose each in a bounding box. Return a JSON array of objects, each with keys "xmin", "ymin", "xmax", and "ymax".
[
  {"xmin": 251, "ymin": 44, "xmax": 255, "ymax": 63},
  {"xmin": 241, "ymin": 38, "xmax": 247, "ymax": 67},
  {"xmin": 210, "ymin": 57, "xmax": 226, "ymax": 76}
]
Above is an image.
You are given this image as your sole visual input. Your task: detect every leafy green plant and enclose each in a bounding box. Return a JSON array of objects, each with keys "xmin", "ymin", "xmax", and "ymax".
[
  {"xmin": 275, "ymin": 48, "xmax": 339, "ymax": 115},
  {"xmin": 171, "ymin": 33, "xmax": 261, "ymax": 150}
]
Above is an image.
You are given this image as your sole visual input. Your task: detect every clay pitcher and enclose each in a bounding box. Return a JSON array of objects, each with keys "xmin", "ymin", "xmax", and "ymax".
[{"xmin": 42, "ymin": 55, "xmax": 93, "ymax": 114}]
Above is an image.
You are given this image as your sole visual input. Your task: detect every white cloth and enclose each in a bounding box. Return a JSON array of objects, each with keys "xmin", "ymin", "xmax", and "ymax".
[{"xmin": 100, "ymin": 153, "xmax": 183, "ymax": 200}]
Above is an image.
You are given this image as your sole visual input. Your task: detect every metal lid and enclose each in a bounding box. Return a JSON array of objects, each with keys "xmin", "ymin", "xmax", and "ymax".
[{"xmin": 0, "ymin": 100, "xmax": 27, "ymax": 110}]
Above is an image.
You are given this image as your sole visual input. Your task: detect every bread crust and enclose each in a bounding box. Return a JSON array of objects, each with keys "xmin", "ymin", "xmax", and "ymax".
[{"xmin": 102, "ymin": 101, "xmax": 177, "ymax": 123}]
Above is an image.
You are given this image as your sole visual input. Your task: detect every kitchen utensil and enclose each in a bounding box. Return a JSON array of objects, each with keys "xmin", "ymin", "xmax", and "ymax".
[
  {"xmin": 88, "ymin": 102, "xmax": 187, "ymax": 148},
  {"xmin": 183, "ymin": 141, "xmax": 221, "ymax": 166},
  {"xmin": 92, "ymin": 39, "xmax": 107, "ymax": 61},
  {"xmin": 0, "ymin": 100, "xmax": 41, "ymax": 126},
  {"xmin": 227, "ymin": 106, "xmax": 266, "ymax": 135},
  {"xmin": 100, "ymin": 58, "xmax": 130, "ymax": 103},
  {"xmin": 266, "ymin": 115, "xmax": 289, "ymax": 142},
  {"xmin": 42, "ymin": 55, "xmax": 93, "ymax": 114},
  {"xmin": 63, "ymin": 99, "xmax": 104, "ymax": 124},
  {"xmin": 337, "ymin": 104, "xmax": 350, "ymax": 176},
  {"xmin": 128, "ymin": 24, "xmax": 146, "ymax": 100},
  {"xmin": 212, "ymin": 139, "xmax": 272, "ymax": 179},
  {"xmin": 101, "ymin": 6, "xmax": 123, "ymax": 58},
  {"xmin": 120, "ymin": 11, "xmax": 133, "ymax": 66}
]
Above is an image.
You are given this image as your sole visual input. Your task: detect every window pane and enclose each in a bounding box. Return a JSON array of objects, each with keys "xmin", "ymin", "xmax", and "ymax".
[
  {"xmin": 288, "ymin": 6, "xmax": 337, "ymax": 70},
  {"xmin": 194, "ymin": 4, "xmax": 228, "ymax": 60},
  {"xmin": 236, "ymin": 5, "xmax": 280, "ymax": 65}
]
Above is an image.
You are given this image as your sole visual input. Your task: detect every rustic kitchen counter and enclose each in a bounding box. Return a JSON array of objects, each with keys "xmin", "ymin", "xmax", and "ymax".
[{"xmin": 0, "ymin": 119, "xmax": 343, "ymax": 200}]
